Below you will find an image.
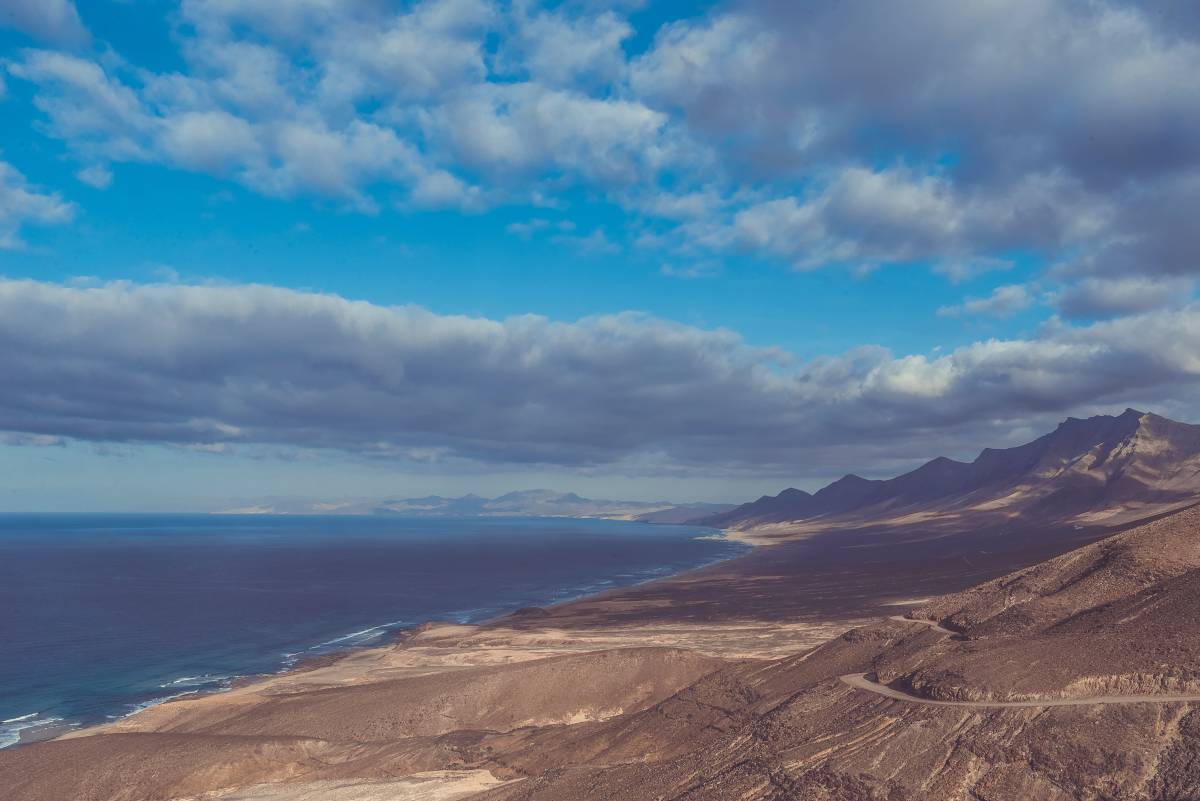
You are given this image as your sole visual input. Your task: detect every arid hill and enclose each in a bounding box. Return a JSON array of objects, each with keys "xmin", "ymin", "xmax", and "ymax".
[
  {"xmin": 474, "ymin": 503, "xmax": 1200, "ymax": 801},
  {"xmin": 703, "ymin": 409, "xmax": 1200, "ymax": 535}
]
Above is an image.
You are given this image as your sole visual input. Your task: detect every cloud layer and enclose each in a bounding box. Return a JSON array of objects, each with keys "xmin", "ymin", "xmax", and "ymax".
[
  {"xmin": 5, "ymin": 278, "xmax": 1200, "ymax": 478},
  {"xmin": 5, "ymin": 0, "xmax": 1197, "ymax": 301}
]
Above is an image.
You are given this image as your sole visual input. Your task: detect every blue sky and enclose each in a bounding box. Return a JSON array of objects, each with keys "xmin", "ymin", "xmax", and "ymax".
[
  {"xmin": 0, "ymin": 5, "xmax": 1041, "ymax": 361},
  {"xmin": 1, "ymin": 1, "xmax": 1199, "ymax": 510}
]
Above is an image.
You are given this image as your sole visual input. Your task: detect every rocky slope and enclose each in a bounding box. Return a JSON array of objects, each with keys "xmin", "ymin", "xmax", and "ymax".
[
  {"xmin": 706, "ymin": 408, "xmax": 1200, "ymax": 532},
  {"xmin": 473, "ymin": 504, "xmax": 1200, "ymax": 800}
]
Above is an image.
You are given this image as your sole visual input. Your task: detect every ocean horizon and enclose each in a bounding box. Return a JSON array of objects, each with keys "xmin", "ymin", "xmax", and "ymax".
[{"xmin": 0, "ymin": 513, "xmax": 747, "ymax": 748}]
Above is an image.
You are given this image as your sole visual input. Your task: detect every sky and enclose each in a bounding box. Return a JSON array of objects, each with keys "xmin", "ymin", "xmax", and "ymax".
[{"xmin": 2, "ymin": 0, "xmax": 1200, "ymax": 511}]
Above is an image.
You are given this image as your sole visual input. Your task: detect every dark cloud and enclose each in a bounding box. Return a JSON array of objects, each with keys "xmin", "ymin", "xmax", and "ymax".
[
  {"xmin": 633, "ymin": 0, "xmax": 1200, "ymax": 280},
  {"xmin": 4, "ymin": 279, "xmax": 1200, "ymax": 479},
  {"xmin": 1053, "ymin": 276, "xmax": 1194, "ymax": 319},
  {"xmin": 0, "ymin": 0, "xmax": 88, "ymax": 46}
]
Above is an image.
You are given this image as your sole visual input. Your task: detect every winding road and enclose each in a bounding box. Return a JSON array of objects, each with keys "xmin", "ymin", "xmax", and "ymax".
[{"xmin": 839, "ymin": 616, "xmax": 1200, "ymax": 708}]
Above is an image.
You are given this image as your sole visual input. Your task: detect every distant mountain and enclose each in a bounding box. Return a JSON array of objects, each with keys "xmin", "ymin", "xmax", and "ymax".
[
  {"xmin": 220, "ymin": 490, "xmax": 734, "ymax": 523},
  {"xmin": 704, "ymin": 409, "xmax": 1200, "ymax": 531}
]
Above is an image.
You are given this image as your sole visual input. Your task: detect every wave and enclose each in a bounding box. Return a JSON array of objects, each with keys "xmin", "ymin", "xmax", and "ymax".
[
  {"xmin": 309, "ymin": 619, "xmax": 408, "ymax": 651},
  {"xmin": 159, "ymin": 673, "xmax": 232, "ymax": 689},
  {"xmin": 113, "ymin": 689, "xmax": 203, "ymax": 720},
  {"xmin": 0, "ymin": 713, "xmax": 73, "ymax": 749}
]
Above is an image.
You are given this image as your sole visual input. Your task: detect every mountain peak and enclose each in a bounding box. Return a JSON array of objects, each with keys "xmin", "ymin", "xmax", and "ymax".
[{"xmin": 1058, "ymin": 408, "xmax": 1142, "ymax": 428}]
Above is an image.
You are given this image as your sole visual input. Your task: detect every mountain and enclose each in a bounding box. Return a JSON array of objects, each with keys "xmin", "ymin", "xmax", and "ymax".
[
  {"xmin": 463, "ymin": 503, "xmax": 1200, "ymax": 801},
  {"xmin": 220, "ymin": 490, "xmax": 734, "ymax": 522},
  {"xmin": 705, "ymin": 408, "xmax": 1200, "ymax": 532}
]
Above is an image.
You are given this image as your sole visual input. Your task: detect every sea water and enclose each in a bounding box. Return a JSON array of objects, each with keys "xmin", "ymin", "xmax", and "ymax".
[{"xmin": 0, "ymin": 513, "xmax": 745, "ymax": 747}]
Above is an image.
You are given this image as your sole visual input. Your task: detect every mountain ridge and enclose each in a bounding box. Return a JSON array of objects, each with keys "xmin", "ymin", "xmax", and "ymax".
[{"xmin": 703, "ymin": 408, "xmax": 1200, "ymax": 532}]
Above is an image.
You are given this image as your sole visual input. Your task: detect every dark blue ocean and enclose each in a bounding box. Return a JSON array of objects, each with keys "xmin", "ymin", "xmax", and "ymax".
[{"xmin": 0, "ymin": 514, "xmax": 745, "ymax": 747}]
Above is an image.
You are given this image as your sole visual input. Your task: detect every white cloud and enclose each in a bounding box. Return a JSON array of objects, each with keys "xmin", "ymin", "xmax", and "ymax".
[
  {"xmin": 9, "ymin": 51, "xmax": 154, "ymax": 160},
  {"xmin": 660, "ymin": 261, "xmax": 720, "ymax": 279},
  {"xmin": 730, "ymin": 167, "xmax": 1105, "ymax": 272},
  {"xmin": 510, "ymin": 9, "xmax": 632, "ymax": 87},
  {"xmin": 75, "ymin": 163, "xmax": 112, "ymax": 189},
  {"xmin": 938, "ymin": 284, "xmax": 1034, "ymax": 318},
  {"xmin": 0, "ymin": 161, "xmax": 75, "ymax": 248},
  {"xmin": 409, "ymin": 168, "xmax": 484, "ymax": 210},
  {"xmin": 553, "ymin": 227, "xmax": 618, "ymax": 255},
  {"xmin": 505, "ymin": 218, "xmax": 576, "ymax": 239},
  {"xmin": 933, "ymin": 257, "xmax": 1014, "ymax": 283},
  {"xmin": 431, "ymin": 83, "xmax": 671, "ymax": 183},
  {"xmin": 310, "ymin": 0, "xmax": 493, "ymax": 105},
  {"xmin": 158, "ymin": 110, "xmax": 262, "ymax": 174},
  {"xmin": 8, "ymin": 0, "xmax": 683, "ymax": 215}
]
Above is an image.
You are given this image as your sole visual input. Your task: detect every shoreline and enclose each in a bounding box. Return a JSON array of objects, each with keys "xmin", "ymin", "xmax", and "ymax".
[
  {"xmin": 9, "ymin": 526, "xmax": 754, "ymax": 750},
  {"xmin": 1, "ymin": 513, "xmax": 1138, "ymax": 801},
  {"xmin": 8, "ymin": 515, "xmax": 1113, "ymax": 752}
]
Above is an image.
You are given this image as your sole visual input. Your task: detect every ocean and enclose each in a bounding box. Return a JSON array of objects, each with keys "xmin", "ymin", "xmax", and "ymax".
[{"xmin": 0, "ymin": 513, "xmax": 745, "ymax": 747}]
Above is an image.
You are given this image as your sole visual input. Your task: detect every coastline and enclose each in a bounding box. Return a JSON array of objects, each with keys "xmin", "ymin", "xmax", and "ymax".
[
  {"xmin": 19, "ymin": 526, "xmax": 754, "ymax": 749},
  {"xmin": 0, "ymin": 515, "xmax": 1130, "ymax": 801},
  {"xmin": 9, "ymin": 515, "xmax": 1114, "ymax": 753}
]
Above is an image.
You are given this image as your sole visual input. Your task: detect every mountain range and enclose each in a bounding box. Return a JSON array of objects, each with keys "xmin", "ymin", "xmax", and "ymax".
[
  {"xmin": 221, "ymin": 489, "xmax": 735, "ymax": 523},
  {"xmin": 703, "ymin": 408, "xmax": 1200, "ymax": 533}
]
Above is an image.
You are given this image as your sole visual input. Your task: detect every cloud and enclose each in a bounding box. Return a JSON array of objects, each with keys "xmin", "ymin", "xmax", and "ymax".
[
  {"xmin": 729, "ymin": 166, "xmax": 1104, "ymax": 272},
  {"xmin": 628, "ymin": 1, "xmax": 1200, "ymax": 277},
  {"xmin": 0, "ymin": 161, "xmax": 75, "ymax": 248},
  {"xmin": 508, "ymin": 9, "xmax": 632, "ymax": 88},
  {"xmin": 1053, "ymin": 276, "xmax": 1195, "ymax": 319},
  {"xmin": 7, "ymin": 0, "xmax": 687, "ymax": 214},
  {"xmin": 505, "ymin": 218, "xmax": 550, "ymax": 239},
  {"xmin": 7, "ymin": 0, "xmax": 1200, "ymax": 294},
  {"xmin": 634, "ymin": 1, "xmax": 1200, "ymax": 183},
  {"xmin": 938, "ymin": 285, "xmax": 1034, "ymax": 319},
  {"xmin": 0, "ymin": 0, "xmax": 88, "ymax": 46},
  {"xmin": 430, "ymin": 83, "xmax": 671, "ymax": 183},
  {"xmin": 660, "ymin": 261, "xmax": 721, "ymax": 279},
  {"xmin": 5, "ymin": 278, "xmax": 1200, "ymax": 479},
  {"xmin": 933, "ymin": 257, "xmax": 1014, "ymax": 283},
  {"xmin": 75, "ymin": 163, "xmax": 112, "ymax": 189},
  {"xmin": 10, "ymin": 49, "xmax": 455, "ymax": 210},
  {"xmin": 9, "ymin": 50, "xmax": 155, "ymax": 160},
  {"xmin": 552, "ymin": 227, "xmax": 618, "ymax": 254},
  {"xmin": 505, "ymin": 218, "xmax": 574, "ymax": 240}
]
